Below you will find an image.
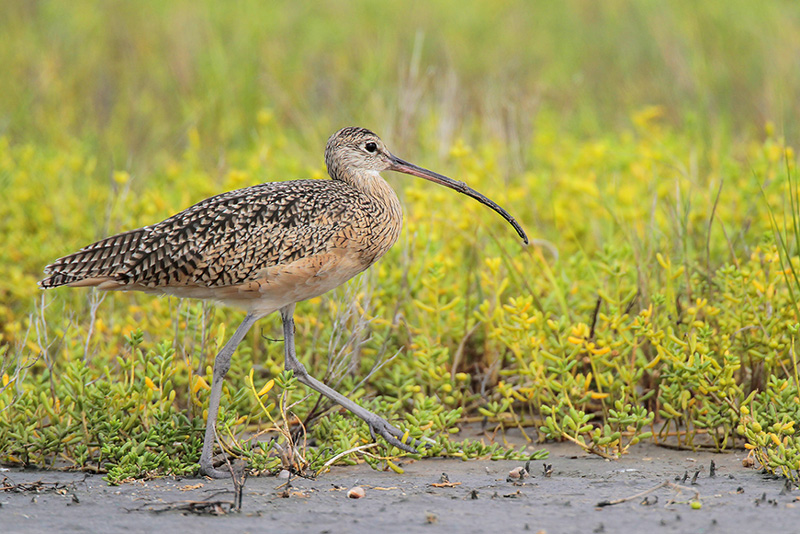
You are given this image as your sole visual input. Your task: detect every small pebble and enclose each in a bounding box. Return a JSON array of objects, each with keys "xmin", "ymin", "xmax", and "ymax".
[
  {"xmin": 508, "ymin": 466, "xmax": 527, "ymax": 479},
  {"xmin": 348, "ymin": 486, "xmax": 366, "ymax": 499},
  {"xmin": 277, "ymin": 470, "xmax": 290, "ymax": 479}
]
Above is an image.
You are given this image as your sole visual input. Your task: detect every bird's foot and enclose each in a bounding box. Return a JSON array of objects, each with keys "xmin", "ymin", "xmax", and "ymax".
[
  {"xmin": 364, "ymin": 414, "xmax": 419, "ymax": 454},
  {"xmin": 199, "ymin": 466, "xmax": 230, "ymax": 479},
  {"xmin": 199, "ymin": 457, "xmax": 239, "ymax": 479}
]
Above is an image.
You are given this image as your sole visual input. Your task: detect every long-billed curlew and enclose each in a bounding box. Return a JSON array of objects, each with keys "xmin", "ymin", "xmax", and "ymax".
[{"xmin": 39, "ymin": 127, "xmax": 528, "ymax": 478}]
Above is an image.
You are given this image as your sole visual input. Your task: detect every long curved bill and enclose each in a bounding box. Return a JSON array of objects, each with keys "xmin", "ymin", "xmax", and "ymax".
[{"xmin": 388, "ymin": 155, "xmax": 529, "ymax": 245}]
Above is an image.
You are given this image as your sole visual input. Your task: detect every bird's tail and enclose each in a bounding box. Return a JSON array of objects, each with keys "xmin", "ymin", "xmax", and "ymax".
[{"xmin": 39, "ymin": 227, "xmax": 147, "ymax": 289}]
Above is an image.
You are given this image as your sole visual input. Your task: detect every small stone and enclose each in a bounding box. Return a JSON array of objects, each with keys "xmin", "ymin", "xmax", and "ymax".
[
  {"xmin": 348, "ymin": 486, "xmax": 366, "ymax": 499},
  {"xmin": 277, "ymin": 470, "xmax": 291, "ymax": 479},
  {"xmin": 508, "ymin": 466, "xmax": 527, "ymax": 479}
]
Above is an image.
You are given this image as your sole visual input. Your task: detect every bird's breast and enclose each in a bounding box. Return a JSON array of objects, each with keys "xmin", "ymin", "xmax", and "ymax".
[{"xmin": 350, "ymin": 180, "xmax": 403, "ymax": 268}]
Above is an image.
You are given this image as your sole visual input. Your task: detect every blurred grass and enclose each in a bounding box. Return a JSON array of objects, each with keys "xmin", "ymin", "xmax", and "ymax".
[
  {"xmin": 4, "ymin": 0, "xmax": 800, "ymax": 167},
  {"xmin": 2, "ymin": 0, "xmax": 800, "ymax": 480}
]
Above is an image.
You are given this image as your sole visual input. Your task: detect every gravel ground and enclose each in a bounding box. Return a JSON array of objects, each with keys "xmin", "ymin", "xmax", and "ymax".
[{"xmin": 2, "ymin": 440, "xmax": 798, "ymax": 533}]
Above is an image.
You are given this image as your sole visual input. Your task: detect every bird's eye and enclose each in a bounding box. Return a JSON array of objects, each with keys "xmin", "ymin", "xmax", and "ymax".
[{"xmin": 365, "ymin": 142, "xmax": 377, "ymax": 153}]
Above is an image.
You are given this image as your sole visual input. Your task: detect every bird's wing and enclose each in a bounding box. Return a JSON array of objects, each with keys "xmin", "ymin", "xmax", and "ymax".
[{"xmin": 40, "ymin": 180, "xmax": 365, "ymax": 290}]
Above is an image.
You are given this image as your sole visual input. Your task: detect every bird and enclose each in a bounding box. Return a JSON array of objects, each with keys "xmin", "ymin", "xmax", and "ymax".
[{"xmin": 39, "ymin": 126, "xmax": 529, "ymax": 478}]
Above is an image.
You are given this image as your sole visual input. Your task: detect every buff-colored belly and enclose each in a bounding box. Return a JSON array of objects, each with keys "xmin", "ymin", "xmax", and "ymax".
[{"xmin": 159, "ymin": 248, "xmax": 369, "ymax": 318}]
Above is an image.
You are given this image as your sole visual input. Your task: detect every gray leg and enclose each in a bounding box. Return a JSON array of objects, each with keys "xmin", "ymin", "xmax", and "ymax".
[
  {"xmin": 279, "ymin": 304, "xmax": 417, "ymax": 453},
  {"xmin": 199, "ymin": 312, "xmax": 259, "ymax": 478}
]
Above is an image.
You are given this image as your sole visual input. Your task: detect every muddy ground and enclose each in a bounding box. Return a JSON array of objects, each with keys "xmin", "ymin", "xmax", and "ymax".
[{"xmin": 2, "ymin": 434, "xmax": 799, "ymax": 534}]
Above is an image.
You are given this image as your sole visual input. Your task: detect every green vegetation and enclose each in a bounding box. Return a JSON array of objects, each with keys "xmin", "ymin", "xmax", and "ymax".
[{"xmin": 1, "ymin": 1, "xmax": 799, "ymax": 483}]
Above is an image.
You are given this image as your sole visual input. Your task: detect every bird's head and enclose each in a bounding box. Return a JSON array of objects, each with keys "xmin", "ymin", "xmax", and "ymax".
[
  {"xmin": 324, "ymin": 126, "xmax": 529, "ymax": 244},
  {"xmin": 325, "ymin": 127, "xmax": 394, "ymax": 177}
]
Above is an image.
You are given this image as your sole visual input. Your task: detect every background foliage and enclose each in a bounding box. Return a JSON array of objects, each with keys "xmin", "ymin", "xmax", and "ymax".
[{"xmin": 1, "ymin": 0, "xmax": 799, "ymax": 482}]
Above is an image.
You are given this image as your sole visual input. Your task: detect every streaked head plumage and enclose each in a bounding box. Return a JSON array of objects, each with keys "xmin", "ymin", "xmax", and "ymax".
[{"xmin": 325, "ymin": 127, "xmax": 394, "ymax": 180}]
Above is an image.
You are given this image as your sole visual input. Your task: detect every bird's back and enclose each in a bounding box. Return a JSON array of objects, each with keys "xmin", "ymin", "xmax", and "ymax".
[{"xmin": 40, "ymin": 179, "xmax": 402, "ymax": 308}]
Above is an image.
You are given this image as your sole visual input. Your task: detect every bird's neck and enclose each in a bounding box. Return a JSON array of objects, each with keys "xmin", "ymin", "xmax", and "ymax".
[
  {"xmin": 337, "ymin": 170, "xmax": 402, "ymax": 216},
  {"xmin": 329, "ymin": 170, "xmax": 403, "ymax": 267},
  {"xmin": 370, "ymin": 172, "xmax": 403, "ymax": 223}
]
